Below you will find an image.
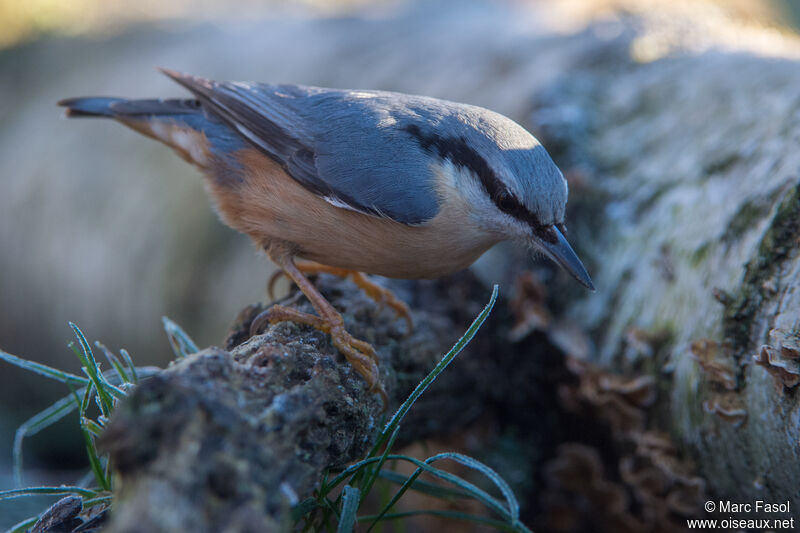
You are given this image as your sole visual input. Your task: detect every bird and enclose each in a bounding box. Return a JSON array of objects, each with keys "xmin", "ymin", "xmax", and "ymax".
[{"xmin": 59, "ymin": 69, "xmax": 594, "ymax": 406}]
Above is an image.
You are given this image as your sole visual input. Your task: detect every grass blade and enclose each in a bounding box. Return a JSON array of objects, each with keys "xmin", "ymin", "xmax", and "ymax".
[
  {"xmin": 336, "ymin": 485, "xmax": 360, "ymax": 533},
  {"xmin": 3, "ymin": 322, "xmax": 156, "ymax": 531},
  {"xmin": 80, "ymin": 494, "xmax": 113, "ymax": 508},
  {"xmin": 95, "ymin": 341, "xmax": 131, "ymax": 383},
  {"xmin": 425, "ymin": 452, "xmax": 519, "ymax": 525},
  {"xmin": 12, "ymin": 363, "xmax": 156, "ymax": 488},
  {"xmin": 78, "ymin": 383, "xmax": 110, "ymax": 491},
  {"xmin": 0, "ymin": 486, "xmax": 97, "ymax": 500},
  {"xmin": 82, "ymin": 417, "xmax": 104, "ymax": 437},
  {"xmin": 7, "ymin": 516, "xmax": 38, "ymax": 533},
  {"xmin": 292, "ymin": 497, "xmax": 318, "ymax": 522},
  {"xmin": 358, "ymin": 425, "xmax": 401, "ymax": 500},
  {"xmin": 371, "ymin": 285, "xmax": 498, "ymax": 458},
  {"xmin": 325, "ymin": 288, "xmax": 499, "ymax": 497},
  {"xmin": 366, "ymin": 454, "xmax": 521, "ymax": 532},
  {"xmin": 119, "ymin": 348, "xmax": 139, "ymax": 383},
  {"xmin": 80, "ymin": 416, "xmax": 109, "ymax": 491},
  {"xmin": 376, "ymin": 470, "xmax": 472, "ymax": 500},
  {"xmin": 69, "ymin": 323, "xmax": 114, "ymax": 416},
  {"xmin": 79, "ymin": 366, "xmax": 127, "ymax": 401},
  {"xmin": 0, "ymin": 349, "xmax": 88, "ymax": 386},
  {"xmin": 328, "ymin": 454, "xmax": 520, "ymax": 530},
  {"xmin": 358, "ymin": 509, "xmax": 522, "ymax": 532},
  {"xmin": 13, "ymin": 394, "xmax": 79, "ymax": 487},
  {"xmin": 323, "ymin": 457, "xmax": 385, "ymax": 494},
  {"xmin": 162, "ymin": 316, "xmax": 198, "ymax": 358}
]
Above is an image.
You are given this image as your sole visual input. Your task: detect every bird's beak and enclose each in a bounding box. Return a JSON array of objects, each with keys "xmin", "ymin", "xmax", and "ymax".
[{"xmin": 532, "ymin": 225, "xmax": 595, "ymax": 291}]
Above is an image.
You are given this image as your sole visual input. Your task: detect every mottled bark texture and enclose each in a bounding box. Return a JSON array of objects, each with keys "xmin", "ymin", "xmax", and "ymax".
[
  {"xmin": 524, "ymin": 16, "xmax": 800, "ymax": 529},
  {"xmin": 96, "ymin": 273, "xmax": 541, "ymax": 532},
  {"xmin": 96, "ymin": 277, "xmax": 434, "ymax": 532}
]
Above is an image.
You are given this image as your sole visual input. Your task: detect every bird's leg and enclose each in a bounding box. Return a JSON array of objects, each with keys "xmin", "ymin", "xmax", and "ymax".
[
  {"xmin": 347, "ymin": 272, "xmax": 414, "ymax": 334},
  {"xmin": 268, "ymin": 261, "xmax": 413, "ymax": 333},
  {"xmin": 252, "ymin": 255, "xmax": 387, "ymax": 406}
]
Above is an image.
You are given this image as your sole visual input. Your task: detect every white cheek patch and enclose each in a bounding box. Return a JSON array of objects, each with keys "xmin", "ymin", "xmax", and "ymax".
[
  {"xmin": 433, "ymin": 159, "xmax": 528, "ymax": 238},
  {"xmin": 435, "ymin": 159, "xmax": 493, "ymax": 213}
]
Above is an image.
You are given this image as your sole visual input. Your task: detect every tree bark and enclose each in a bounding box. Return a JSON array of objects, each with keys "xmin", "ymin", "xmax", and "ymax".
[
  {"xmin": 525, "ymin": 14, "xmax": 800, "ymax": 528},
  {"xmin": 97, "ymin": 273, "xmax": 553, "ymax": 531}
]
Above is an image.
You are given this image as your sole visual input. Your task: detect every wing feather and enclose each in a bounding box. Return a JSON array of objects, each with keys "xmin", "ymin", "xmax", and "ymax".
[{"xmin": 159, "ymin": 69, "xmax": 441, "ymax": 224}]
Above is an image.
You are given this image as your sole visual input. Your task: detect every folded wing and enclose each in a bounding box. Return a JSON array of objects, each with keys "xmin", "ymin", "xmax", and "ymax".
[{"xmin": 160, "ymin": 69, "xmax": 442, "ymax": 225}]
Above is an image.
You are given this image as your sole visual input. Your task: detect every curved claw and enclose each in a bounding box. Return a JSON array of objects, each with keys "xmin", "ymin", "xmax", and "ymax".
[
  {"xmin": 249, "ymin": 308, "xmax": 272, "ymax": 338},
  {"xmin": 350, "ymin": 273, "xmax": 414, "ymax": 335},
  {"xmin": 330, "ymin": 329, "xmax": 386, "ymax": 406},
  {"xmin": 249, "ymin": 302, "xmax": 388, "ymax": 409},
  {"xmin": 289, "ymin": 263, "xmax": 414, "ymax": 334},
  {"xmin": 267, "ymin": 270, "xmax": 286, "ymax": 301},
  {"xmin": 261, "ymin": 256, "xmax": 391, "ymax": 408},
  {"xmin": 346, "ymin": 334, "xmax": 379, "ymax": 363}
]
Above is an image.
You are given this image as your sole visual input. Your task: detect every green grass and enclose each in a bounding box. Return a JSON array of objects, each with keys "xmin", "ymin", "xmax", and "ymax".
[
  {"xmin": 295, "ymin": 285, "xmax": 532, "ymax": 532},
  {"xmin": 2, "ymin": 285, "xmax": 532, "ymax": 532},
  {"xmin": 0, "ymin": 318, "xmax": 191, "ymax": 532}
]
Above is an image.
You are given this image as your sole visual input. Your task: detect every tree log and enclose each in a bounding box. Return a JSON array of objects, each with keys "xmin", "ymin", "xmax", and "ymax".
[
  {"xmin": 526, "ymin": 13, "xmax": 800, "ymax": 523},
  {"xmin": 97, "ymin": 273, "xmax": 545, "ymax": 531}
]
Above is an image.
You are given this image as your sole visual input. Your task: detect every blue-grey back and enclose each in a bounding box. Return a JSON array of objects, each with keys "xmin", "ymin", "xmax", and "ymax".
[
  {"xmin": 163, "ymin": 71, "xmax": 565, "ymax": 226},
  {"xmin": 256, "ymin": 84, "xmax": 566, "ymax": 226}
]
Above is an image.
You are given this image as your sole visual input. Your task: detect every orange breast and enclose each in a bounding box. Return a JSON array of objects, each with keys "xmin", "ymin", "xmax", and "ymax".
[{"xmin": 204, "ymin": 149, "xmax": 498, "ymax": 279}]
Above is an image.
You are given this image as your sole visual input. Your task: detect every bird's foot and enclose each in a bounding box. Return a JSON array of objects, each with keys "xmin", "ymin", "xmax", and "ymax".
[
  {"xmin": 268, "ymin": 262, "xmax": 413, "ymax": 334},
  {"xmin": 348, "ymin": 272, "xmax": 414, "ymax": 334},
  {"xmin": 249, "ymin": 304, "xmax": 388, "ymax": 407}
]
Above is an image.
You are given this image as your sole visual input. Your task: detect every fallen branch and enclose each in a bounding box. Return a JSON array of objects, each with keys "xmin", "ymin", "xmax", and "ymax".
[{"xmin": 98, "ymin": 274, "xmax": 502, "ymax": 531}]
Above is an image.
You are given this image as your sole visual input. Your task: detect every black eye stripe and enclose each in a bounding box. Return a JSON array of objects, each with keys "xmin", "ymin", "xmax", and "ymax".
[{"xmin": 403, "ymin": 124, "xmax": 544, "ymax": 229}]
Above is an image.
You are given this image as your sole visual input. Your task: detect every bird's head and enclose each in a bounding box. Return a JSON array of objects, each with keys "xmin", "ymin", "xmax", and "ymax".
[
  {"xmin": 481, "ymin": 136, "xmax": 594, "ymax": 291},
  {"xmin": 407, "ymin": 111, "xmax": 594, "ymax": 291}
]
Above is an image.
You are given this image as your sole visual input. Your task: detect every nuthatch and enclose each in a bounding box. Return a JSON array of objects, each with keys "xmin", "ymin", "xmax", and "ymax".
[{"xmin": 59, "ymin": 70, "xmax": 593, "ymax": 404}]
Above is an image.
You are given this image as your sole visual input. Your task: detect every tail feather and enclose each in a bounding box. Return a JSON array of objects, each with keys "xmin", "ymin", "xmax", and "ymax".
[
  {"xmin": 58, "ymin": 91, "xmax": 246, "ymax": 170},
  {"xmin": 58, "ymin": 97, "xmax": 201, "ymax": 118},
  {"xmin": 58, "ymin": 97, "xmax": 125, "ymax": 118}
]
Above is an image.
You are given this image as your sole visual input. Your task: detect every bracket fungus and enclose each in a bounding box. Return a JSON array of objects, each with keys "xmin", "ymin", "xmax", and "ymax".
[
  {"xmin": 702, "ymin": 394, "xmax": 748, "ymax": 427},
  {"xmin": 689, "ymin": 339, "xmax": 738, "ymax": 391}
]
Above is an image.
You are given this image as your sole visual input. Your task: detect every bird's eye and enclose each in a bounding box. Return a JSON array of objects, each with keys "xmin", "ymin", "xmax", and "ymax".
[{"xmin": 496, "ymin": 193, "xmax": 514, "ymax": 212}]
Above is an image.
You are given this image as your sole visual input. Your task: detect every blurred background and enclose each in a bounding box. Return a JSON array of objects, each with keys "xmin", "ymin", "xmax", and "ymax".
[{"xmin": 1, "ymin": 0, "xmax": 799, "ymax": 528}]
